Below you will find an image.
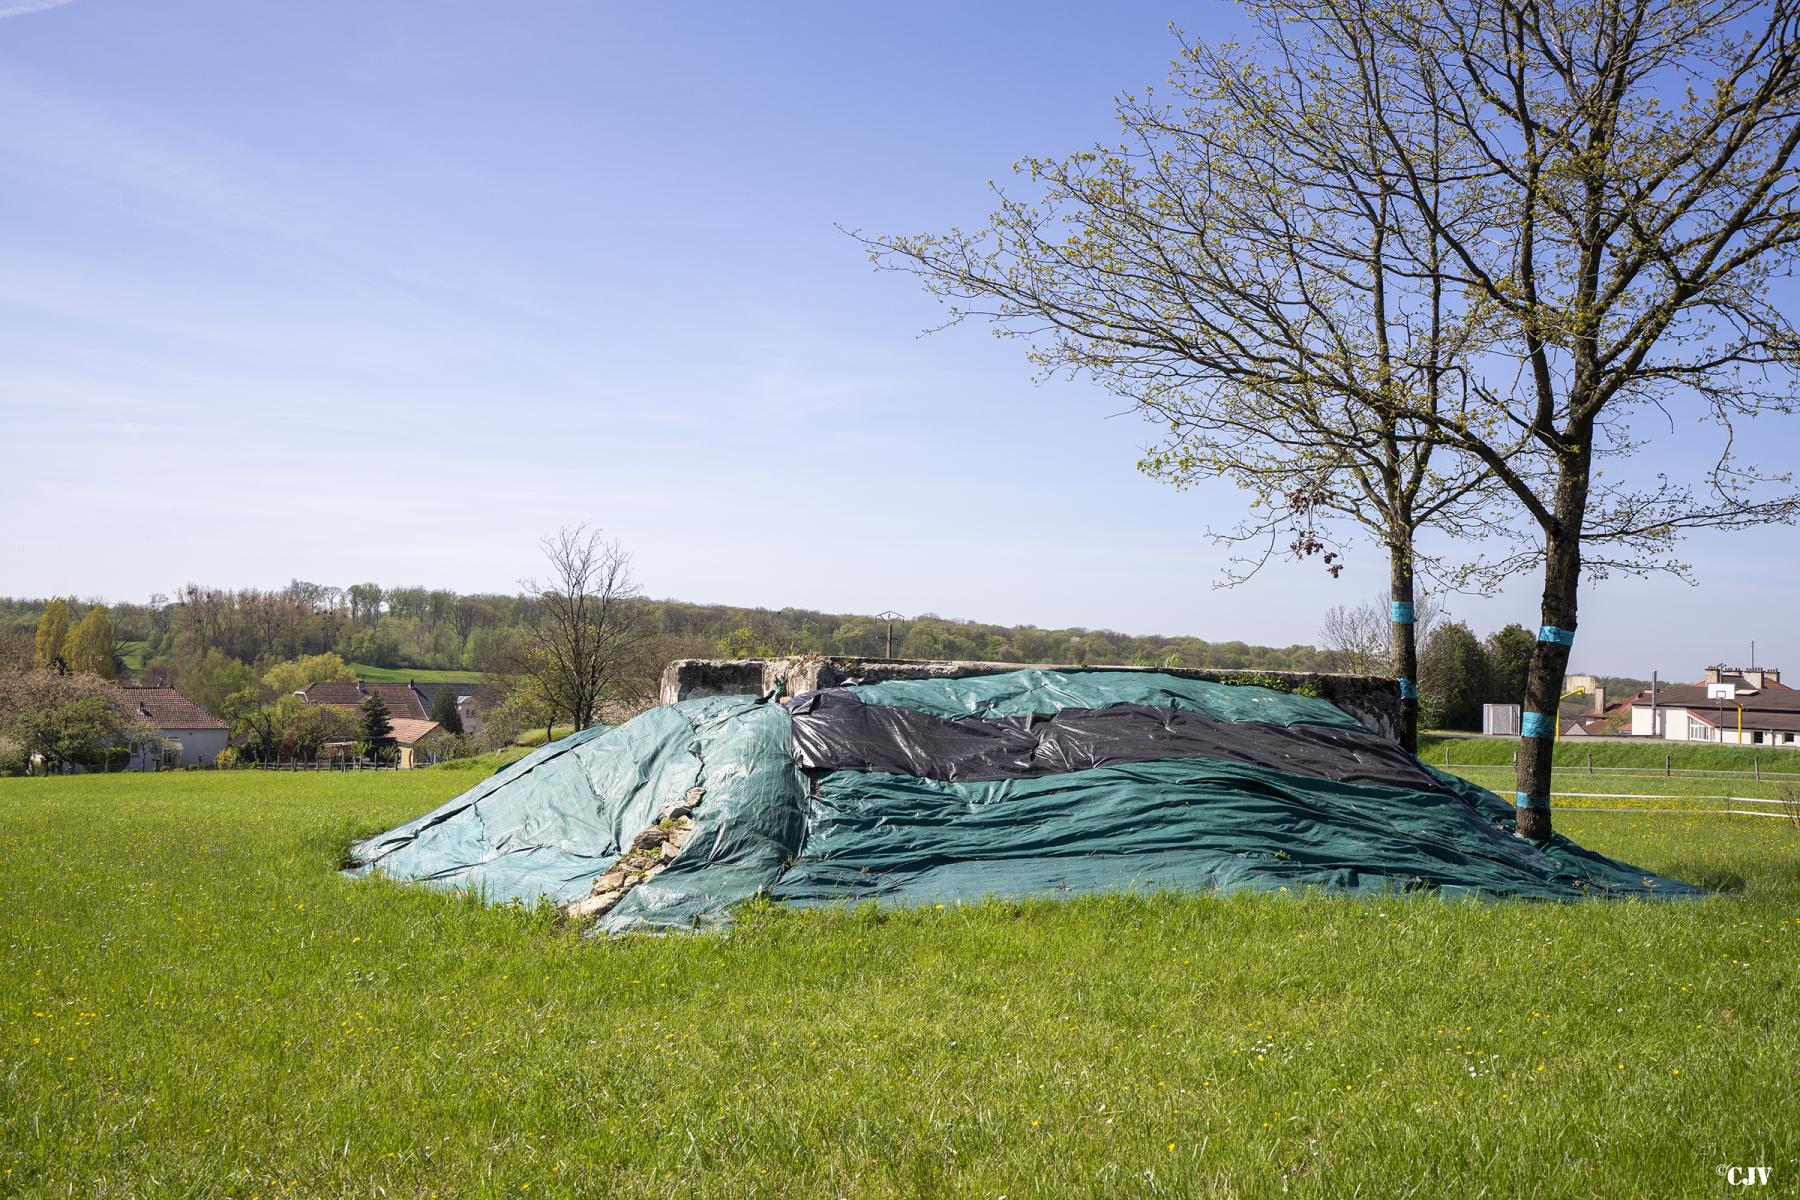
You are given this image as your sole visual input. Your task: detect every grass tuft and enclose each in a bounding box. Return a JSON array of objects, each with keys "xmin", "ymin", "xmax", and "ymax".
[{"xmin": 1659, "ymin": 861, "xmax": 1748, "ymax": 893}]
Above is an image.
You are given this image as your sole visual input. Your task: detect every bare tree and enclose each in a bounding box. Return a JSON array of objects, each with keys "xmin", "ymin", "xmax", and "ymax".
[
  {"xmin": 1321, "ymin": 593, "xmax": 1442, "ymax": 674},
  {"xmin": 513, "ymin": 526, "xmax": 649, "ymax": 731},
  {"xmin": 1319, "ymin": 603, "xmax": 1388, "ymax": 675}
]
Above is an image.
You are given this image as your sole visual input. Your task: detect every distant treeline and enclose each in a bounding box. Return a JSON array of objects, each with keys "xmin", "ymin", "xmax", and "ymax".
[{"xmin": 0, "ymin": 584, "xmax": 1343, "ymax": 684}]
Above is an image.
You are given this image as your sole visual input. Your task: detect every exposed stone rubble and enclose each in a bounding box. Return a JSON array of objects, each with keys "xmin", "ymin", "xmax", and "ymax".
[{"xmin": 565, "ymin": 788, "xmax": 702, "ymax": 921}]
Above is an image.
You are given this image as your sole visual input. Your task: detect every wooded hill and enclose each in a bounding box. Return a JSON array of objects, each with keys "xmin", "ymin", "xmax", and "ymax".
[{"xmin": 0, "ymin": 586, "xmax": 1340, "ymax": 683}]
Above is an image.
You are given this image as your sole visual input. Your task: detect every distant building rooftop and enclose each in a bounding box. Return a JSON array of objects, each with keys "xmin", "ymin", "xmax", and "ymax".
[
  {"xmin": 386, "ymin": 718, "xmax": 441, "ymax": 746},
  {"xmin": 299, "ymin": 681, "xmax": 428, "ymax": 721},
  {"xmin": 118, "ymin": 685, "xmax": 227, "ymax": 731}
]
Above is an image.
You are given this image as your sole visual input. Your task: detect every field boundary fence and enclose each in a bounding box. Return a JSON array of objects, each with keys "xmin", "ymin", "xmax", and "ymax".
[
  {"xmin": 249, "ymin": 761, "xmax": 400, "ymax": 772},
  {"xmin": 1439, "ymin": 745, "xmax": 1800, "ymax": 784}
]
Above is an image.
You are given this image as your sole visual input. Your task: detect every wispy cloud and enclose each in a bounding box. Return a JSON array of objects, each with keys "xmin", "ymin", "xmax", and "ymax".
[{"xmin": 0, "ymin": 0, "xmax": 78, "ymax": 19}]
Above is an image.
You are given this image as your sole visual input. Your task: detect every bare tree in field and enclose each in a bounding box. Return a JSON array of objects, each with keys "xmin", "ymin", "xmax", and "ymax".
[
  {"xmin": 1318, "ymin": 603, "xmax": 1387, "ymax": 675},
  {"xmin": 514, "ymin": 526, "xmax": 649, "ymax": 731},
  {"xmin": 1321, "ymin": 593, "xmax": 1441, "ymax": 675}
]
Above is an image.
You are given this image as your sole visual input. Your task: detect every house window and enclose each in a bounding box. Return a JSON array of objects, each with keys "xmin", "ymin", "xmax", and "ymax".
[{"xmin": 1687, "ymin": 715, "xmax": 1714, "ymax": 741}]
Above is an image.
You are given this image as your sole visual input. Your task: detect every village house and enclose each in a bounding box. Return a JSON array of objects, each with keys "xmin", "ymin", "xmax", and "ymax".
[
  {"xmin": 387, "ymin": 719, "xmax": 447, "ymax": 769},
  {"xmin": 411, "ymin": 681, "xmax": 492, "ymax": 741},
  {"xmin": 296, "ymin": 680, "xmax": 477, "ymax": 768},
  {"xmin": 297, "ymin": 679, "xmax": 490, "ymax": 737},
  {"xmin": 118, "ymin": 685, "xmax": 230, "ymax": 769},
  {"xmin": 295, "ymin": 680, "xmax": 430, "ymax": 720}
]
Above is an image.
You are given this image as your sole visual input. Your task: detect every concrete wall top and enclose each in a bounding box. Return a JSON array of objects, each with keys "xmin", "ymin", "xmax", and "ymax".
[{"xmin": 659, "ymin": 655, "xmax": 1402, "ymax": 742}]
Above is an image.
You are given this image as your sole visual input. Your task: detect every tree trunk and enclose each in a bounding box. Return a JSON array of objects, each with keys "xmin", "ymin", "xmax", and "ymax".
[
  {"xmin": 1513, "ymin": 440, "xmax": 1592, "ymax": 839},
  {"xmin": 1388, "ymin": 549, "xmax": 1419, "ymax": 755}
]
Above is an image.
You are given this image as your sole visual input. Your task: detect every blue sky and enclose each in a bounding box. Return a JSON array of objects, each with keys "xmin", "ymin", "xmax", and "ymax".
[{"xmin": 1, "ymin": 0, "xmax": 1794, "ymax": 679}]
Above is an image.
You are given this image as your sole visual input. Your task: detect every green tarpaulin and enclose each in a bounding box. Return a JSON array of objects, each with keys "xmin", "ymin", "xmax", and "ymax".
[{"xmin": 347, "ymin": 670, "xmax": 1702, "ymax": 931}]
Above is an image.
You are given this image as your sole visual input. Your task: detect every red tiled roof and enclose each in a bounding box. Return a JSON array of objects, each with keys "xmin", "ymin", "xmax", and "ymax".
[
  {"xmin": 299, "ymin": 682, "xmax": 427, "ymax": 720},
  {"xmin": 119, "ymin": 686, "xmax": 227, "ymax": 730},
  {"xmin": 387, "ymin": 718, "xmax": 441, "ymax": 745}
]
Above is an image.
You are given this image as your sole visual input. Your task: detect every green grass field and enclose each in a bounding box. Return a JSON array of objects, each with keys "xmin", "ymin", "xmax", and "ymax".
[
  {"xmin": 345, "ymin": 663, "xmax": 481, "ymax": 684},
  {"xmin": 3, "ymin": 770, "xmax": 1798, "ymax": 1198},
  {"xmin": 1419, "ymin": 732, "xmax": 1800, "ymax": 774}
]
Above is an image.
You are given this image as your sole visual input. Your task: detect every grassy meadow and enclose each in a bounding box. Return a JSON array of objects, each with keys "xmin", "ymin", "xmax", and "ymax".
[
  {"xmin": 1418, "ymin": 732, "xmax": 1800, "ymax": 774},
  {"xmin": 345, "ymin": 664, "xmax": 478, "ymax": 685},
  {"xmin": 114, "ymin": 642, "xmax": 147, "ymax": 673},
  {"xmin": 2, "ymin": 769, "xmax": 1798, "ymax": 1198}
]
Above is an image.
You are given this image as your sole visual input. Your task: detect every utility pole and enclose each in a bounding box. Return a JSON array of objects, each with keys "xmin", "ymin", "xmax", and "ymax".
[{"xmin": 876, "ymin": 611, "xmax": 902, "ymax": 659}]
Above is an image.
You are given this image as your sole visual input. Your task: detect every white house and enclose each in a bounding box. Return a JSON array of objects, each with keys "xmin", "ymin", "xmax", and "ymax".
[
  {"xmin": 119, "ymin": 685, "xmax": 230, "ymax": 768},
  {"xmin": 1628, "ymin": 666, "xmax": 1800, "ymax": 746}
]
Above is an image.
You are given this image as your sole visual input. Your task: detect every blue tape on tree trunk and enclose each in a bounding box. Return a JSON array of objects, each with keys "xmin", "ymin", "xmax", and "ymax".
[
  {"xmin": 1520, "ymin": 711, "xmax": 1550, "ymax": 738},
  {"xmin": 1397, "ymin": 677, "xmax": 1416, "ymax": 700},
  {"xmin": 1537, "ymin": 625, "xmax": 1575, "ymax": 645},
  {"xmin": 1515, "ymin": 792, "xmax": 1551, "ymax": 810},
  {"xmin": 1390, "ymin": 601, "xmax": 1415, "ymax": 624}
]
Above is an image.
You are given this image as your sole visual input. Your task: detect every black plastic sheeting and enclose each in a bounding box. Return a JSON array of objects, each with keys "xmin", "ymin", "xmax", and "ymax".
[{"xmin": 787, "ymin": 689, "xmax": 1447, "ymax": 790}]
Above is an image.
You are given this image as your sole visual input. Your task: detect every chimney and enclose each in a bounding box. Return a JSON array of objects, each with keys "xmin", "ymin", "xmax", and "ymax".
[
  {"xmin": 1704, "ymin": 665, "xmax": 1723, "ymax": 684},
  {"xmin": 1590, "ymin": 687, "xmax": 1606, "ymax": 714}
]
